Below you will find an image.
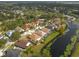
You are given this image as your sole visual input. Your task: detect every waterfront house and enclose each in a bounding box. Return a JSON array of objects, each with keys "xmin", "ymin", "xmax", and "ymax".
[
  {"xmin": 15, "ymin": 39, "xmax": 31, "ymax": 49},
  {"xmin": 28, "ymin": 33, "xmax": 41, "ymax": 42},
  {"xmin": 35, "ymin": 30, "xmax": 46, "ymax": 37},
  {"xmin": 41, "ymin": 28, "xmax": 50, "ymax": 34}
]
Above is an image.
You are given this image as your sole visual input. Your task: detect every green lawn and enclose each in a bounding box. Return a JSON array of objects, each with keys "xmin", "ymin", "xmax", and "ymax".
[
  {"xmin": 74, "ymin": 19, "xmax": 79, "ymax": 24},
  {"xmin": 72, "ymin": 42, "xmax": 79, "ymax": 57},
  {"xmin": 21, "ymin": 31, "xmax": 59, "ymax": 57},
  {"xmin": 41, "ymin": 31, "xmax": 60, "ymax": 56}
]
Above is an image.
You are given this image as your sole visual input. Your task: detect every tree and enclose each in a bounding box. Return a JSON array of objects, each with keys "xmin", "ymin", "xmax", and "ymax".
[
  {"xmin": 2, "ymin": 21, "xmax": 17, "ymax": 31},
  {"xmin": 60, "ymin": 55, "xmax": 64, "ymax": 57},
  {"xmin": 66, "ymin": 44, "xmax": 72, "ymax": 51},
  {"xmin": 63, "ymin": 36, "xmax": 77, "ymax": 57},
  {"xmin": 43, "ymin": 49, "xmax": 50, "ymax": 56},
  {"xmin": 10, "ymin": 31, "xmax": 20, "ymax": 41},
  {"xmin": 0, "ymin": 39, "xmax": 6, "ymax": 48},
  {"xmin": 59, "ymin": 24, "xmax": 66, "ymax": 34},
  {"xmin": 64, "ymin": 51, "xmax": 68, "ymax": 57},
  {"xmin": 16, "ymin": 19, "xmax": 25, "ymax": 27},
  {"xmin": 59, "ymin": 25, "xmax": 65, "ymax": 34}
]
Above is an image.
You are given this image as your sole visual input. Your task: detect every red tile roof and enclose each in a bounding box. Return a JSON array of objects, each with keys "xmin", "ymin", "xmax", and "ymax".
[
  {"xmin": 15, "ymin": 39, "xmax": 29, "ymax": 49},
  {"xmin": 41, "ymin": 28, "xmax": 49, "ymax": 33},
  {"xmin": 23, "ymin": 23, "xmax": 32, "ymax": 30},
  {"xmin": 35, "ymin": 31, "xmax": 43, "ymax": 36},
  {"xmin": 28, "ymin": 33, "xmax": 41, "ymax": 41}
]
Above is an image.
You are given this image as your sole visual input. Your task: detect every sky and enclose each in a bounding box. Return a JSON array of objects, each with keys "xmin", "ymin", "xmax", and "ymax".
[{"xmin": 0, "ymin": 1, "xmax": 79, "ymax": 4}]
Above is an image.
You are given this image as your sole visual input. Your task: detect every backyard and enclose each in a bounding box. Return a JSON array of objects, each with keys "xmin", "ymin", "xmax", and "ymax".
[{"xmin": 20, "ymin": 31, "xmax": 59, "ymax": 57}]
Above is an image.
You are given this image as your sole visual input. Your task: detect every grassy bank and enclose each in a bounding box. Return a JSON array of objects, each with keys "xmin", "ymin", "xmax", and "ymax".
[
  {"xmin": 42, "ymin": 32, "xmax": 60, "ymax": 57},
  {"xmin": 71, "ymin": 43, "xmax": 79, "ymax": 57},
  {"xmin": 60, "ymin": 36, "xmax": 77, "ymax": 57},
  {"xmin": 71, "ymin": 29, "xmax": 79, "ymax": 57}
]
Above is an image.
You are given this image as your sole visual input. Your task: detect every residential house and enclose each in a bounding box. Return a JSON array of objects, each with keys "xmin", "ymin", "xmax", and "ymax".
[
  {"xmin": 41, "ymin": 28, "xmax": 50, "ymax": 35},
  {"xmin": 0, "ymin": 34, "xmax": 4, "ymax": 40},
  {"xmin": 37, "ymin": 19, "xmax": 45, "ymax": 25},
  {"xmin": 22, "ymin": 19, "xmax": 44, "ymax": 31},
  {"xmin": 6, "ymin": 30, "xmax": 15, "ymax": 37},
  {"xmin": 28, "ymin": 33, "xmax": 41, "ymax": 42},
  {"xmin": 52, "ymin": 17, "xmax": 62, "ymax": 30},
  {"xmin": 35, "ymin": 30, "xmax": 46, "ymax": 37},
  {"xmin": 15, "ymin": 26, "xmax": 25, "ymax": 33},
  {"xmin": 15, "ymin": 39, "xmax": 31, "ymax": 49},
  {"xmin": 47, "ymin": 24, "xmax": 55, "ymax": 30},
  {"xmin": 52, "ymin": 23, "xmax": 57, "ymax": 29},
  {"xmin": 38, "ymin": 19, "xmax": 45, "ymax": 23},
  {"xmin": 23, "ymin": 23, "xmax": 32, "ymax": 31},
  {"xmin": 53, "ymin": 18, "xmax": 61, "ymax": 25},
  {"xmin": 31, "ymin": 20, "xmax": 42, "ymax": 28},
  {"xmin": 31, "ymin": 22, "xmax": 37, "ymax": 28}
]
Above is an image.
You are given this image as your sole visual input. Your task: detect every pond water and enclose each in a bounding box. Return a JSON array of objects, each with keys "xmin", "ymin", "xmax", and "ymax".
[{"xmin": 51, "ymin": 21, "xmax": 78, "ymax": 57}]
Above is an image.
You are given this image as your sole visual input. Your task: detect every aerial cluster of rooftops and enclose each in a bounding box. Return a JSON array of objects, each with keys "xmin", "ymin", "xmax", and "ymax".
[{"xmin": 0, "ymin": 18, "xmax": 62, "ymax": 49}]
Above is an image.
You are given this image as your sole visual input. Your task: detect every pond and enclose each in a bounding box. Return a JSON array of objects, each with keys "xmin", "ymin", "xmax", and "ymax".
[{"xmin": 51, "ymin": 21, "xmax": 78, "ymax": 57}]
